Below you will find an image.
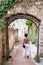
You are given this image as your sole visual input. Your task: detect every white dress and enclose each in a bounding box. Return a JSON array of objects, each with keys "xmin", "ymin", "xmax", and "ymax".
[{"xmin": 23, "ymin": 43, "xmax": 30, "ymax": 57}]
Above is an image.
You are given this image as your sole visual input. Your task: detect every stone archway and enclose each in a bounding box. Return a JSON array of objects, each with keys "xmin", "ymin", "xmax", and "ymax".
[
  {"xmin": 1, "ymin": 1, "xmax": 43, "ymax": 65},
  {"xmin": 4, "ymin": 13, "xmax": 40, "ymax": 60},
  {"xmin": 5, "ymin": 13, "xmax": 40, "ymax": 27}
]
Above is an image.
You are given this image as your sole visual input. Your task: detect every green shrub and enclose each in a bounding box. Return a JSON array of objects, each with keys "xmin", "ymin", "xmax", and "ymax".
[
  {"xmin": 26, "ymin": 19, "xmax": 32, "ymax": 26},
  {"xmin": 34, "ymin": 55, "xmax": 40, "ymax": 62},
  {"xmin": 0, "ymin": 0, "xmax": 22, "ymax": 18}
]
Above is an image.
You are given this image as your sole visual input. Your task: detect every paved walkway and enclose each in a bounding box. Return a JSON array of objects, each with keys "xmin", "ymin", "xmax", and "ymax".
[{"xmin": 5, "ymin": 44, "xmax": 36, "ymax": 65}]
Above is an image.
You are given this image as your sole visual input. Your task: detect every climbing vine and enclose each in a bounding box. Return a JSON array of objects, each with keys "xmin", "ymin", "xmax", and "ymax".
[
  {"xmin": 0, "ymin": 0, "xmax": 22, "ymax": 18},
  {"xmin": 0, "ymin": 0, "xmax": 22, "ymax": 29},
  {"xmin": 26, "ymin": 19, "xmax": 38, "ymax": 45}
]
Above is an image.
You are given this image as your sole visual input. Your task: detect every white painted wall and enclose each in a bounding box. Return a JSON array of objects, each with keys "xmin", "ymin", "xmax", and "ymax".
[
  {"xmin": 9, "ymin": 19, "xmax": 28, "ymax": 41},
  {"xmin": 17, "ymin": 19, "xmax": 28, "ymax": 41}
]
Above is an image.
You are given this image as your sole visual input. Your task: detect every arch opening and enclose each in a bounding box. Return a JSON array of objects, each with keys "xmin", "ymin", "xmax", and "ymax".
[
  {"xmin": 8, "ymin": 18, "xmax": 39, "ymax": 58},
  {"xmin": 4, "ymin": 13, "xmax": 41, "ymax": 60}
]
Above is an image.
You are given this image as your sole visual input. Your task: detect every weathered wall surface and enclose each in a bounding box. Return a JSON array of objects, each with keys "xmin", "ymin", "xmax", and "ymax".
[
  {"xmin": 8, "ymin": 28, "xmax": 18, "ymax": 51},
  {"xmin": 0, "ymin": 1, "xmax": 43, "ymax": 65},
  {"xmin": 3, "ymin": 0, "xmax": 43, "ymax": 57},
  {"xmin": 7, "ymin": 1, "xmax": 43, "ymax": 56},
  {"xmin": 0, "ymin": 30, "xmax": 2, "ymax": 64},
  {"xmin": 39, "ymin": 20, "xmax": 43, "ymax": 56},
  {"xmin": 0, "ymin": 28, "xmax": 18, "ymax": 64},
  {"xmin": 0, "ymin": 28, "xmax": 6, "ymax": 65}
]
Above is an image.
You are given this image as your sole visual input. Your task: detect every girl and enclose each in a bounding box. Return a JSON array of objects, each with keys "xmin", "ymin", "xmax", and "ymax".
[{"xmin": 22, "ymin": 33, "xmax": 30, "ymax": 58}]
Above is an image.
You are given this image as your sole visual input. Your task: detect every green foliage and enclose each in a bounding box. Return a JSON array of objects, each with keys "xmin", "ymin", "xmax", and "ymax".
[
  {"xmin": 34, "ymin": 55, "xmax": 40, "ymax": 62},
  {"xmin": 14, "ymin": 0, "xmax": 22, "ymax": 3},
  {"xmin": 28, "ymin": 24, "xmax": 38, "ymax": 45},
  {"xmin": 0, "ymin": 0, "xmax": 22, "ymax": 29},
  {"xmin": 0, "ymin": 0, "xmax": 22, "ymax": 18},
  {"xmin": 26, "ymin": 19, "xmax": 38, "ymax": 45},
  {"xmin": 29, "ymin": 28, "xmax": 37, "ymax": 43},
  {"xmin": 26, "ymin": 19, "xmax": 32, "ymax": 26}
]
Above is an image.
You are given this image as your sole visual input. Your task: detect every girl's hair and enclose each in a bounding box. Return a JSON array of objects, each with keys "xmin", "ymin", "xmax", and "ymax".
[{"xmin": 24, "ymin": 33, "xmax": 28, "ymax": 37}]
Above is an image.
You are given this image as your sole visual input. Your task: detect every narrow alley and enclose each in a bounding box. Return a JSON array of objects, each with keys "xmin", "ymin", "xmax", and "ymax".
[{"xmin": 5, "ymin": 42, "xmax": 36, "ymax": 65}]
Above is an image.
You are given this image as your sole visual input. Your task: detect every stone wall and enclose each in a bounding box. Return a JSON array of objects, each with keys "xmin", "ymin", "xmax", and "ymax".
[
  {"xmin": 0, "ymin": 28, "xmax": 6, "ymax": 65},
  {"xmin": 0, "ymin": 30, "xmax": 2, "ymax": 64},
  {"xmin": 8, "ymin": 28, "xmax": 18, "ymax": 51},
  {"xmin": 3, "ymin": 0, "xmax": 43, "ymax": 56},
  {"xmin": 39, "ymin": 20, "xmax": 43, "ymax": 56},
  {"xmin": 7, "ymin": 1, "xmax": 43, "ymax": 56},
  {"xmin": 0, "ymin": 28, "xmax": 18, "ymax": 65}
]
